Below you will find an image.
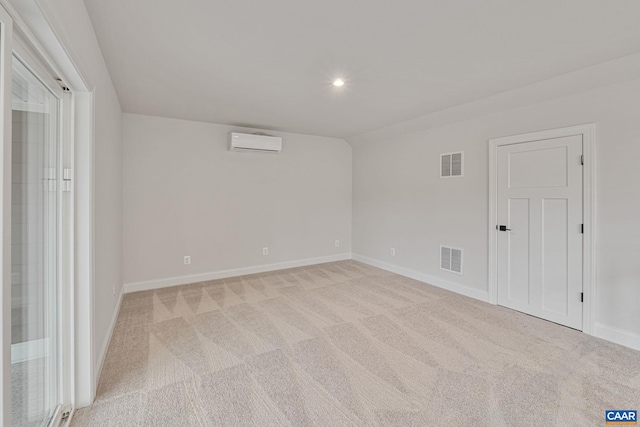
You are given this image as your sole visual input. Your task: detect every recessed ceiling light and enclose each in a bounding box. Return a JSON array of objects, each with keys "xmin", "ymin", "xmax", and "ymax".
[{"xmin": 333, "ymin": 79, "xmax": 345, "ymax": 87}]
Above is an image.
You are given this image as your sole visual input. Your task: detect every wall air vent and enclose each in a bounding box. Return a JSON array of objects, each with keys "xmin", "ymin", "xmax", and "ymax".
[
  {"xmin": 440, "ymin": 152, "xmax": 463, "ymax": 177},
  {"xmin": 440, "ymin": 245, "xmax": 463, "ymax": 274}
]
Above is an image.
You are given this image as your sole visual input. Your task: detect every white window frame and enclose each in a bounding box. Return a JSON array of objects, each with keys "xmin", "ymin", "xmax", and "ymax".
[
  {"xmin": 1, "ymin": 1, "xmax": 97, "ymax": 424},
  {"xmin": 12, "ymin": 33, "xmax": 70, "ymax": 426},
  {"xmin": 0, "ymin": 5, "xmax": 15, "ymax": 426}
]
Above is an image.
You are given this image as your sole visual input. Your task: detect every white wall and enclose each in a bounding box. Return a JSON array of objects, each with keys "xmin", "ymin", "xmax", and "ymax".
[
  {"xmin": 36, "ymin": 0, "xmax": 123, "ymax": 380},
  {"xmin": 352, "ymin": 77, "xmax": 640, "ymax": 345},
  {"xmin": 123, "ymin": 114, "xmax": 351, "ymax": 288}
]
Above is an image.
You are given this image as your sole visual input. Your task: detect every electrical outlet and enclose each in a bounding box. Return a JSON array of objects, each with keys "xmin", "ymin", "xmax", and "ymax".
[
  {"xmin": 184, "ymin": 256, "xmax": 191, "ymax": 265},
  {"xmin": 390, "ymin": 248, "xmax": 396, "ymax": 256},
  {"xmin": 263, "ymin": 247, "xmax": 269, "ymax": 255},
  {"xmin": 335, "ymin": 240, "xmax": 340, "ymax": 248}
]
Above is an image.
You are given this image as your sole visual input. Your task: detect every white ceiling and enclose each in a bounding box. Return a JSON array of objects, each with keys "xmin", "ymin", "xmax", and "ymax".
[{"xmin": 84, "ymin": 0, "xmax": 640, "ymax": 138}]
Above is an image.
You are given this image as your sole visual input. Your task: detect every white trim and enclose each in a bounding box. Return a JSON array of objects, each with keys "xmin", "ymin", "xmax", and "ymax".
[
  {"xmin": 581, "ymin": 125, "xmax": 596, "ymax": 335},
  {"xmin": 0, "ymin": 6, "xmax": 14, "ymax": 426},
  {"xmin": 72, "ymin": 90, "xmax": 94, "ymax": 408},
  {"xmin": 12, "ymin": 33, "xmax": 63, "ymax": 99},
  {"xmin": 4, "ymin": 0, "xmax": 98, "ymax": 411},
  {"xmin": 352, "ymin": 253, "xmax": 489, "ymax": 302},
  {"xmin": 488, "ymin": 137, "xmax": 498, "ymax": 305},
  {"xmin": 124, "ymin": 253, "xmax": 353, "ymax": 293},
  {"xmin": 95, "ymin": 285, "xmax": 123, "ymax": 387},
  {"xmin": 2, "ymin": 0, "xmax": 98, "ymax": 416},
  {"xmin": 593, "ymin": 323, "xmax": 640, "ymax": 351},
  {"xmin": 488, "ymin": 123, "xmax": 596, "ymax": 334},
  {"xmin": 10, "ymin": 338, "xmax": 49, "ymax": 364},
  {"xmin": 5, "ymin": 0, "xmax": 90, "ymax": 91},
  {"xmin": 59, "ymin": 89, "xmax": 74, "ymax": 415}
]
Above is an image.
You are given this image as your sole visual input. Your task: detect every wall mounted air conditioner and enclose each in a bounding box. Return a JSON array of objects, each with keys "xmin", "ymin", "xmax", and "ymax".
[{"xmin": 229, "ymin": 132, "xmax": 282, "ymax": 153}]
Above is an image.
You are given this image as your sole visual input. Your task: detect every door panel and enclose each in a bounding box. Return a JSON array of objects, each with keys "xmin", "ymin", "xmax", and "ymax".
[
  {"xmin": 10, "ymin": 56, "xmax": 61, "ymax": 427},
  {"xmin": 541, "ymin": 198, "xmax": 568, "ymax": 315},
  {"xmin": 509, "ymin": 146, "xmax": 568, "ymax": 188},
  {"xmin": 497, "ymin": 135, "xmax": 583, "ymax": 330},
  {"xmin": 507, "ymin": 198, "xmax": 530, "ymax": 304}
]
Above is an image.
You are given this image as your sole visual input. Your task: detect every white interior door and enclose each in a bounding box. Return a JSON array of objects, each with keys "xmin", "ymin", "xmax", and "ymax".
[{"xmin": 497, "ymin": 135, "xmax": 583, "ymax": 330}]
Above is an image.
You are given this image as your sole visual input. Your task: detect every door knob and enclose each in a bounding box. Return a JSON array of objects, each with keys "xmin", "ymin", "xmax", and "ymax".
[{"xmin": 498, "ymin": 225, "xmax": 511, "ymax": 232}]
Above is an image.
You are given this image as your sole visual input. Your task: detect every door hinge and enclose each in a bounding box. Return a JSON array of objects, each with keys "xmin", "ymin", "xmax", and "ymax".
[
  {"xmin": 581, "ymin": 224, "xmax": 584, "ymax": 234},
  {"xmin": 62, "ymin": 168, "xmax": 72, "ymax": 192},
  {"xmin": 580, "ymin": 292, "xmax": 584, "ymax": 303},
  {"xmin": 580, "ymin": 155, "xmax": 584, "ymax": 165}
]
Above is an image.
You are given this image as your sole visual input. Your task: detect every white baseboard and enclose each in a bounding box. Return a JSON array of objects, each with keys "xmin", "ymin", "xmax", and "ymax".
[
  {"xmin": 593, "ymin": 322, "xmax": 640, "ymax": 351},
  {"xmin": 352, "ymin": 253, "xmax": 489, "ymax": 303},
  {"xmin": 95, "ymin": 285, "xmax": 124, "ymax": 384},
  {"xmin": 124, "ymin": 253, "xmax": 353, "ymax": 293},
  {"xmin": 11, "ymin": 338, "xmax": 49, "ymax": 364}
]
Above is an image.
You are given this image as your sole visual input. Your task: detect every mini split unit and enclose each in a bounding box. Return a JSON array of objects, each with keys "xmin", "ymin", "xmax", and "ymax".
[{"xmin": 229, "ymin": 132, "xmax": 282, "ymax": 153}]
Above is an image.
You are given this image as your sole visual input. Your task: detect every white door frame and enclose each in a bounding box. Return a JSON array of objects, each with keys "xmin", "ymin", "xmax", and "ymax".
[
  {"xmin": 0, "ymin": 5, "xmax": 15, "ymax": 426},
  {"xmin": 488, "ymin": 124, "xmax": 596, "ymax": 334},
  {"xmin": 1, "ymin": 0, "xmax": 98, "ymax": 419}
]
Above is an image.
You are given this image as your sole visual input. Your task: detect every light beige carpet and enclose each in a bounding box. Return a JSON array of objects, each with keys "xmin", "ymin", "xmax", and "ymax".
[{"xmin": 72, "ymin": 260, "xmax": 640, "ymax": 426}]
